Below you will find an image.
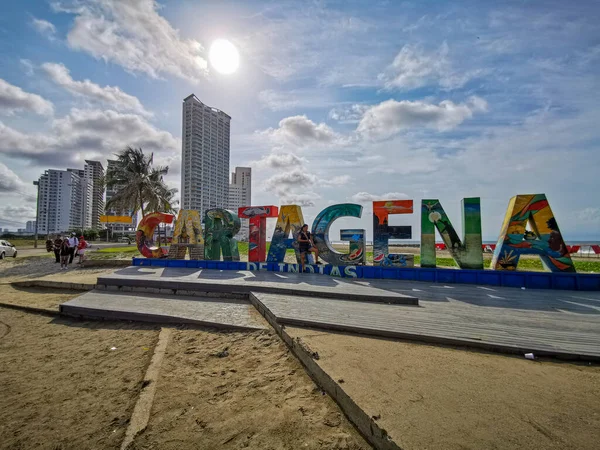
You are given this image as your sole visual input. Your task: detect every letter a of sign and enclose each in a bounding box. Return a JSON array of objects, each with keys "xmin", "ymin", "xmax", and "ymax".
[
  {"xmin": 168, "ymin": 210, "xmax": 204, "ymax": 260},
  {"xmin": 492, "ymin": 194, "xmax": 575, "ymax": 272},
  {"xmin": 266, "ymin": 205, "xmax": 304, "ymax": 264}
]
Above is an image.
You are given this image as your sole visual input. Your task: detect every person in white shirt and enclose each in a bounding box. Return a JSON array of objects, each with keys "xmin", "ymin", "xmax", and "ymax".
[{"xmin": 67, "ymin": 232, "xmax": 79, "ymax": 264}]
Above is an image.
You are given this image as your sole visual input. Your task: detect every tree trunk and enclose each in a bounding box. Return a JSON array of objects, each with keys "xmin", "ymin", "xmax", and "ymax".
[{"xmin": 139, "ymin": 187, "xmax": 145, "ymax": 218}]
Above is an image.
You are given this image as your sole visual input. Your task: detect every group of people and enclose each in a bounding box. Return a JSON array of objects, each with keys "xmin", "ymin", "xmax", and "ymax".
[{"xmin": 45, "ymin": 233, "xmax": 89, "ymax": 269}]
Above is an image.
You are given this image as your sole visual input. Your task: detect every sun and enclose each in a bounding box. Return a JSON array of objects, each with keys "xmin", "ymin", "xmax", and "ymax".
[{"xmin": 209, "ymin": 39, "xmax": 239, "ymax": 75}]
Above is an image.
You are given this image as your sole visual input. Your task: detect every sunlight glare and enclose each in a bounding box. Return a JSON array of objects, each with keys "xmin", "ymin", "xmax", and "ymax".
[{"xmin": 209, "ymin": 39, "xmax": 239, "ymax": 75}]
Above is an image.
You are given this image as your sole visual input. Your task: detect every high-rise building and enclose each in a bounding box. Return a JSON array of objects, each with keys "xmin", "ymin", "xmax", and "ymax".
[
  {"xmin": 228, "ymin": 167, "xmax": 251, "ymax": 240},
  {"xmin": 35, "ymin": 169, "xmax": 85, "ymax": 234},
  {"xmin": 105, "ymin": 159, "xmax": 138, "ymax": 234},
  {"xmin": 228, "ymin": 167, "xmax": 251, "ymax": 210},
  {"xmin": 67, "ymin": 168, "xmax": 93, "ymax": 229},
  {"xmin": 181, "ymin": 94, "xmax": 231, "ymax": 221},
  {"xmin": 25, "ymin": 221, "xmax": 36, "ymax": 233},
  {"xmin": 84, "ymin": 160, "xmax": 105, "ymax": 229}
]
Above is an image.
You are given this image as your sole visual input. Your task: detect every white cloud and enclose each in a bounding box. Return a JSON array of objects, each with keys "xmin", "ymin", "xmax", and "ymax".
[
  {"xmin": 378, "ymin": 43, "xmax": 479, "ymax": 91},
  {"xmin": 357, "ymin": 96, "xmax": 488, "ymax": 139},
  {"xmin": 264, "ymin": 170, "xmax": 320, "ymax": 206},
  {"xmin": 0, "ymin": 78, "xmax": 54, "ymax": 116},
  {"xmin": 351, "ymin": 192, "xmax": 409, "ymax": 203},
  {"xmin": 254, "ymin": 152, "xmax": 308, "ymax": 169},
  {"xmin": 261, "ymin": 161, "xmax": 349, "ymax": 206},
  {"xmin": 328, "ymin": 104, "xmax": 369, "ymax": 123},
  {"xmin": 42, "ymin": 62, "xmax": 151, "ymax": 116},
  {"xmin": 0, "ymin": 163, "xmax": 35, "ymax": 200},
  {"xmin": 3, "ymin": 205, "xmax": 36, "ymax": 222},
  {"xmin": 31, "ymin": 18, "xmax": 57, "ymax": 40},
  {"xmin": 20, "ymin": 59, "xmax": 35, "ymax": 76},
  {"xmin": 53, "ymin": 0, "xmax": 208, "ymax": 82},
  {"xmin": 258, "ymin": 89, "xmax": 337, "ymax": 112},
  {"xmin": 258, "ymin": 90, "xmax": 301, "ymax": 111},
  {"xmin": 0, "ymin": 108, "xmax": 179, "ymax": 167},
  {"xmin": 576, "ymin": 208, "xmax": 600, "ymax": 223},
  {"xmin": 259, "ymin": 115, "xmax": 342, "ymax": 148}
]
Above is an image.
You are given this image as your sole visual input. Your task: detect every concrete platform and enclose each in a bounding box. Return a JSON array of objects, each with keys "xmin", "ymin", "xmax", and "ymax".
[
  {"xmin": 97, "ymin": 267, "xmax": 418, "ymax": 305},
  {"xmin": 250, "ymin": 290, "xmax": 600, "ymax": 360},
  {"xmin": 60, "ymin": 290, "xmax": 267, "ymax": 331}
]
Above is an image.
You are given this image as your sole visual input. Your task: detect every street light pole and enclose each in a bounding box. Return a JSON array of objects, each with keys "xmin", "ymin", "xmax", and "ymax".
[{"xmin": 33, "ymin": 180, "xmax": 40, "ymax": 248}]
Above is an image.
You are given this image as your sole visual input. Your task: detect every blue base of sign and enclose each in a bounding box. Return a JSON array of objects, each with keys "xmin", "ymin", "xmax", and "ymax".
[{"xmin": 131, "ymin": 258, "xmax": 600, "ymax": 291}]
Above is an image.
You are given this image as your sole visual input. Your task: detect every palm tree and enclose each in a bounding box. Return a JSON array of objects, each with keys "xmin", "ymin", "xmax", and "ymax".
[{"xmin": 105, "ymin": 147, "xmax": 178, "ymax": 218}]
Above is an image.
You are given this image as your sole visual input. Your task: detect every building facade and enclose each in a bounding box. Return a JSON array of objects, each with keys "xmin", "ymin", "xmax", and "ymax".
[
  {"xmin": 104, "ymin": 159, "xmax": 138, "ymax": 235},
  {"xmin": 181, "ymin": 94, "xmax": 231, "ymax": 221},
  {"xmin": 67, "ymin": 168, "xmax": 93, "ymax": 229},
  {"xmin": 228, "ymin": 167, "xmax": 251, "ymax": 240},
  {"xmin": 36, "ymin": 169, "xmax": 84, "ymax": 235},
  {"xmin": 25, "ymin": 221, "xmax": 36, "ymax": 233},
  {"xmin": 85, "ymin": 160, "xmax": 105, "ymax": 229},
  {"xmin": 35, "ymin": 160, "xmax": 104, "ymax": 236}
]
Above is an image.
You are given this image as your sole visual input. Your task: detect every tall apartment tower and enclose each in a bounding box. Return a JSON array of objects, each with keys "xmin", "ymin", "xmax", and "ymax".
[
  {"xmin": 35, "ymin": 169, "xmax": 84, "ymax": 234},
  {"xmin": 228, "ymin": 167, "xmax": 251, "ymax": 210},
  {"xmin": 228, "ymin": 167, "xmax": 251, "ymax": 240},
  {"xmin": 84, "ymin": 160, "xmax": 104, "ymax": 229},
  {"xmin": 67, "ymin": 168, "xmax": 93, "ymax": 229},
  {"xmin": 181, "ymin": 94, "xmax": 231, "ymax": 220}
]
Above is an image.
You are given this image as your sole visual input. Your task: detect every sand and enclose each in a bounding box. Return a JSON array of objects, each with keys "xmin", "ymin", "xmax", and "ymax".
[
  {"xmin": 0, "ymin": 284, "xmax": 82, "ymax": 311},
  {"xmin": 287, "ymin": 327, "xmax": 600, "ymax": 450},
  {"xmin": 0, "ymin": 308, "xmax": 159, "ymax": 449},
  {"xmin": 0, "ymin": 297, "xmax": 369, "ymax": 450},
  {"xmin": 130, "ymin": 328, "xmax": 369, "ymax": 450}
]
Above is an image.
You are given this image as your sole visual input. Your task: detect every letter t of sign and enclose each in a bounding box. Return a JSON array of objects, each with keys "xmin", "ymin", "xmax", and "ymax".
[{"xmin": 238, "ymin": 206, "xmax": 279, "ymax": 262}]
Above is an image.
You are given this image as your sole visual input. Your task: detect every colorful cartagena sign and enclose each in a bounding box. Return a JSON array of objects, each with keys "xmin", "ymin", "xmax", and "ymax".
[{"xmin": 135, "ymin": 194, "xmax": 576, "ymax": 273}]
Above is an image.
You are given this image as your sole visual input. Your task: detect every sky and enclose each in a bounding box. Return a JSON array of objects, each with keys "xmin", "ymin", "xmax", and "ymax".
[{"xmin": 0, "ymin": 0, "xmax": 599, "ymax": 242}]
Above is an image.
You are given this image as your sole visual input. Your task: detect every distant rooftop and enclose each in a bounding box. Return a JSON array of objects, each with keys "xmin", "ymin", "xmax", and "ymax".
[{"xmin": 183, "ymin": 94, "xmax": 231, "ymax": 120}]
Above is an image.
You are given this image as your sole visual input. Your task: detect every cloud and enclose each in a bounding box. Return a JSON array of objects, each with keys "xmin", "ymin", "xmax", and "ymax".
[
  {"xmin": 264, "ymin": 170, "xmax": 319, "ymax": 206},
  {"xmin": 576, "ymin": 207, "xmax": 600, "ymax": 223},
  {"xmin": 258, "ymin": 89, "xmax": 337, "ymax": 112},
  {"xmin": 254, "ymin": 152, "xmax": 309, "ymax": 169},
  {"xmin": 357, "ymin": 96, "xmax": 488, "ymax": 139},
  {"xmin": 378, "ymin": 43, "xmax": 479, "ymax": 91},
  {"xmin": 328, "ymin": 104, "xmax": 369, "ymax": 123},
  {"xmin": 350, "ymin": 192, "xmax": 409, "ymax": 203},
  {"xmin": 42, "ymin": 62, "xmax": 151, "ymax": 116},
  {"xmin": 0, "ymin": 108, "xmax": 179, "ymax": 167},
  {"xmin": 258, "ymin": 90, "xmax": 301, "ymax": 111},
  {"xmin": 0, "ymin": 78, "xmax": 54, "ymax": 116},
  {"xmin": 31, "ymin": 18, "xmax": 57, "ymax": 40},
  {"xmin": 53, "ymin": 0, "xmax": 208, "ymax": 82},
  {"xmin": 0, "ymin": 163, "xmax": 35, "ymax": 200},
  {"xmin": 259, "ymin": 115, "xmax": 342, "ymax": 148},
  {"xmin": 241, "ymin": 3, "xmax": 384, "ymax": 86},
  {"xmin": 3, "ymin": 205, "xmax": 36, "ymax": 221},
  {"xmin": 262, "ymin": 165, "xmax": 349, "ymax": 206},
  {"xmin": 20, "ymin": 59, "xmax": 35, "ymax": 76}
]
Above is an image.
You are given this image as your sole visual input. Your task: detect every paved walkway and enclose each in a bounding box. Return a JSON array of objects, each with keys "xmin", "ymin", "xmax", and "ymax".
[
  {"xmin": 87, "ymin": 267, "xmax": 600, "ymax": 359},
  {"xmin": 97, "ymin": 267, "xmax": 418, "ymax": 304},
  {"xmin": 60, "ymin": 290, "xmax": 267, "ymax": 331}
]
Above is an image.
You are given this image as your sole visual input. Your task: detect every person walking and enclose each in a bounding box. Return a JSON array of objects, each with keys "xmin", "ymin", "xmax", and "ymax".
[
  {"xmin": 45, "ymin": 237, "xmax": 53, "ymax": 253},
  {"xmin": 67, "ymin": 232, "xmax": 79, "ymax": 264},
  {"xmin": 60, "ymin": 237, "xmax": 70, "ymax": 270},
  {"xmin": 53, "ymin": 235, "xmax": 63, "ymax": 263},
  {"xmin": 77, "ymin": 235, "xmax": 89, "ymax": 264},
  {"xmin": 297, "ymin": 224, "xmax": 320, "ymax": 272}
]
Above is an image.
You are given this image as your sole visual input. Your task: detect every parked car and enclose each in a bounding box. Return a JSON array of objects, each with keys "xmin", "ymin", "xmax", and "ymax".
[
  {"xmin": 118, "ymin": 236, "xmax": 133, "ymax": 244},
  {"xmin": 0, "ymin": 240, "xmax": 17, "ymax": 259}
]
